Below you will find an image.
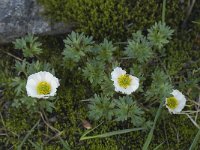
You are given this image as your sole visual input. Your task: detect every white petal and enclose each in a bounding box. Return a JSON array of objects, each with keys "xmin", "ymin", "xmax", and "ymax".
[
  {"xmin": 111, "ymin": 67, "xmax": 126, "ymax": 80},
  {"xmin": 111, "ymin": 71, "xmax": 140, "ymax": 95},
  {"xmin": 130, "ymin": 76, "xmax": 139, "ymax": 92},
  {"xmin": 171, "ymin": 90, "xmax": 182, "ymax": 98},
  {"xmin": 26, "ymin": 86, "xmax": 37, "ymax": 96},
  {"xmin": 166, "ymin": 89, "xmax": 187, "ymax": 114},
  {"xmin": 26, "ymin": 71, "xmax": 60, "ymax": 99}
]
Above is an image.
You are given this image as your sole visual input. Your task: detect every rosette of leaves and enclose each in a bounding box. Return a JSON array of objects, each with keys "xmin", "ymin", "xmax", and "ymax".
[
  {"xmin": 124, "ymin": 31, "xmax": 153, "ymax": 63},
  {"xmin": 88, "ymin": 94, "xmax": 115, "ymax": 120},
  {"xmin": 82, "ymin": 59, "xmax": 106, "ymax": 87},
  {"xmin": 113, "ymin": 96, "xmax": 145, "ymax": 127},
  {"xmin": 94, "ymin": 39, "xmax": 116, "ymax": 63},
  {"xmin": 147, "ymin": 21, "xmax": 174, "ymax": 50},
  {"xmin": 10, "ymin": 59, "xmax": 55, "ymax": 112},
  {"xmin": 100, "ymin": 75, "xmax": 115, "ymax": 97},
  {"xmin": 145, "ymin": 69, "xmax": 173, "ymax": 103},
  {"xmin": 13, "ymin": 34, "xmax": 42, "ymax": 58},
  {"xmin": 62, "ymin": 31, "xmax": 94, "ymax": 69}
]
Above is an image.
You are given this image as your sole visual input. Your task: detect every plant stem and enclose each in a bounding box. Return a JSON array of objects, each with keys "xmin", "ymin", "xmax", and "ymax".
[
  {"xmin": 0, "ymin": 50, "xmax": 23, "ymax": 61},
  {"xmin": 142, "ymin": 99, "xmax": 165, "ymax": 150}
]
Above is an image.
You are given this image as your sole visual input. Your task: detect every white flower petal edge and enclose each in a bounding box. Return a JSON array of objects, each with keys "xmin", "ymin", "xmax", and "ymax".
[
  {"xmin": 26, "ymin": 71, "xmax": 60, "ymax": 99},
  {"xmin": 166, "ymin": 89, "xmax": 186, "ymax": 114},
  {"xmin": 111, "ymin": 67, "xmax": 140, "ymax": 95},
  {"xmin": 111, "ymin": 67, "xmax": 126, "ymax": 80}
]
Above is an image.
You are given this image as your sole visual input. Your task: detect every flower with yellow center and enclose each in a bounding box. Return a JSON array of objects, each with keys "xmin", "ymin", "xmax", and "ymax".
[
  {"xmin": 26, "ymin": 71, "xmax": 60, "ymax": 99},
  {"xmin": 111, "ymin": 67, "xmax": 139, "ymax": 95},
  {"xmin": 165, "ymin": 89, "xmax": 186, "ymax": 114}
]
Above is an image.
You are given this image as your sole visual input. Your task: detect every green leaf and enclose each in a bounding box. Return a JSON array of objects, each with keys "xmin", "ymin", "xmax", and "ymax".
[
  {"xmin": 82, "ymin": 59, "xmax": 105, "ymax": 87},
  {"xmin": 100, "ymin": 75, "xmax": 115, "ymax": 97},
  {"xmin": 94, "ymin": 39, "xmax": 116, "ymax": 63},
  {"xmin": 62, "ymin": 31, "xmax": 94, "ymax": 69},
  {"xmin": 114, "ymin": 96, "xmax": 145, "ymax": 127},
  {"xmin": 80, "ymin": 127, "xmax": 144, "ymax": 140},
  {"xmin": 124, "ymin": 31, "xmax": 153, "ymax": 63},
  {"xmin": 88, "ymin": 94, "xmax": 115, "ymax": 120},
  {"xmin": 58, "ymin": 137, "xmax": 71, "ymax": 150},
  {"xmin": 142, "ymin": 99, "xmax": 165, "ymax": 150},
  {"xmin": 153, "ymin": 142, "xmax": 164, "ymax": 150},
  {"xmin": 10, "ymin": 77, "xmax": 26, "ymax": 96},
  {"xmin": 145, "ymin": 69, "xmax": 173, "ymax": 103},
  {"xmin": 189, "ymin": 128, "xmax": 200, "ymax": 150},
  {"xmin": 13, "ymin": 34, "xmax": 42, "ymax": 58},
  {"xmin": 26, "ymin": 61, "xmax": 55, "ymax": 76},
  {"xmin": 147, "ymin": 21, "xmax": 174, "ymax": 50}
]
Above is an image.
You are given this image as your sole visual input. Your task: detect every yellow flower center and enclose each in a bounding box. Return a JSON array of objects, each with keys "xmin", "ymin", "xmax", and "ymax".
[
  {"xmin": 36, "ymin": 81, "xmax": 51, "ymax": 95},
  {"xmin": 166, "ymin": 97, "xmax": 179, "ymax": 109},
  {"xmin": 117, "ymin": 74, "xmax": 132, "ymax": 88}
]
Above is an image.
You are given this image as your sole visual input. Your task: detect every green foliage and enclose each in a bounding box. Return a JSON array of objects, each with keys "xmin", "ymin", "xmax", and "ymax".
[
  {"xmin": 145, "ymin": 70, "xmax": 173, "ymax": 103},
  {"xmin": 88, "ymin": 95, "xmax": 148, "ymax": 127},
  {"xmin": 13, "ymin": 34, "xmax": 42, "ymax": 58},
  {"xmin": 1, "ymin": 0, "xmax": 200, "ymax": 146},
  {"xmin": 124, "ymin": 22, "xmax": 173, "ymax": 63},
  {"xmin": 100, "ymin": 75, "xmax": 115, "ymax": 97},
  {"xmin": 9, "ymin": 56, "xmax": 55, "ymax": 112},
  {"xmin": 94, "ymin": 39, "xmax": 116, "ymax": 63},
  {"xmin": 88, "ymin": 94, "xmax": 115, "ymax": 121},
  {"xmin": 62, "ymin": 31, "xmax": 94, "ymax": 69},
  {"xmin": 10, "ymin": 77, "xmax": 26, "ymax": 96},
  {"xmin": 14, "ymin": 60, "xmax": 54, "ymax": 76},
  {"xmin": 147, "ymin": 21, "xmax": 174, "ymax": 50},
  {"xmin": 124, "ymin": 31, "xmax": 153, "ymax": 63},
  {"xmin": 82, "ymin": 59, "xmax": 105, "ymax": 87},
  {"xmin": 113, "ymin": 96, "xmax": 145, "ymax": 127}
]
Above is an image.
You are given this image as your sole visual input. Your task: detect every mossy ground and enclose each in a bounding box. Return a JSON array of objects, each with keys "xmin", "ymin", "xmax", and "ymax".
[{"xmin": 0, "ymin": 0, "xmax": 200, "ymax": 149}]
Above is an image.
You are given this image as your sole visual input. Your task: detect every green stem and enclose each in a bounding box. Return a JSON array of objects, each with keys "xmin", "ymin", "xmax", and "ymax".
[{"xmin": 142, "ymin": 99, "xmax": 165, "ymax": 150}]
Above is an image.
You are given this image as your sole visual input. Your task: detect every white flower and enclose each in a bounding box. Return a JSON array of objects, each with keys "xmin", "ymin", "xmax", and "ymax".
[
  {"xmin": 26, "ymin": 71, "xmax": 60, "ymax": 99},
  {"xmin": 165, "ymin": 89, "xmax": 186, "ymax": 114},
  {"xmin": 111, "ymin": 67, "xmax": 139, "ymax": 95}
]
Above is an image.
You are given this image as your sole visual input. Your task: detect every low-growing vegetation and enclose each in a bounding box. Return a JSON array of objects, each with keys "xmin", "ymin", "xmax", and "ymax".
[{"xmin": 0, "ymin": 0, "xmax": 200, "ymax": 149}]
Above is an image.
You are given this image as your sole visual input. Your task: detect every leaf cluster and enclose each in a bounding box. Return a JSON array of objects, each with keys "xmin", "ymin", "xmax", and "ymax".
[
  {"xmin": 62, "ymin": 31, "xmax": 94, "ymax": 69},
  {"xmin": 88, "ymin": 94, "xmax": 115, "ymax": 121},
  {"xmin": 147, "ymin": 21, "xmax": 174, "ymax": 50},
  {"xmin": 9, "ymin": 55, "xmax": 55, "ymax": 112},
  {"xmin": 124, "ymin": 31, "xmax": 153, "ymax": 63},
  {"xmin": 145, "ymin": 70, "xmax": 173, "ymax": 103},
  {"xmin": 82, "ymin": 59, "xmax": 105, "ymax": 87},
  {"xmin": 13, "ymin": 34, "xmax": 42, "ymax": 58},
  {"xmin": 94, "ymin": 39, "xmax": 116, "ymax": 63},
  {"xmin": 88, "ymin": 95, "xmax": 149, "ymax": 127},
  {"xmin": 124, "ymin": 22, "xmax": 174, "ymax": 63}
]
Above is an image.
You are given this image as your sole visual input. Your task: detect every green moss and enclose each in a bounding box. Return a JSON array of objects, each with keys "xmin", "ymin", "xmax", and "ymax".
[{"xmin": 37, "ymin": 0, "xmax": 186, "ymax": 41}]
